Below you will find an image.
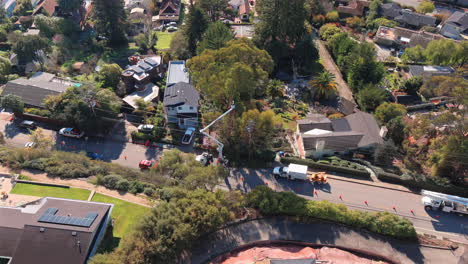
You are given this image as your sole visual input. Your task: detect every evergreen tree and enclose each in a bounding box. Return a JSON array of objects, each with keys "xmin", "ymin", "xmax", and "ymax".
[
  {"xmin": 197, "ymin": 21, "xmax": 234, "ymax": 54},
  {"xmin": 184, "ymin": 5, "xmax": 208, "ymax": 56},
  {"xmin": 92, "ymin": 0, "xmax": 127, "ymax": 46}
]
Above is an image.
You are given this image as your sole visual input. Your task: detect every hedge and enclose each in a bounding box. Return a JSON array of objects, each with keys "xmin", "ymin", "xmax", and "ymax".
[
  {"xmin": 354, "ymin": 159, "xmax": 468, "ymax": 197},
  {"xmin": 247, "ymin": 186, "xmax": 417, "ymax": 240},
  {"xmin": 281, "ymin": 157, "xmax": 370, "ymax": 178}
]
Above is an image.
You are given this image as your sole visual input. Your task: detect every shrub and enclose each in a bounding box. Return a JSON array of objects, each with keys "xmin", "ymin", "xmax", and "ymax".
[
  {"xmin": 325, "ymin": 11, "xmax": 339, "ymax": 22},
  {"xmin": 319, "ymin": 23, "xmax": 341, "ymax": 41},
  {"xmin": 144, "ymin": 187, "xmax": 156, "ymax": 197},
  {"xmin": 101, "ymin": 174, "xmax": 123, "ymax": 189},
  {"xmin": 129, "ymin": 181, "xmax": 145, "ymax": 194},
  {"xmin": 247, "ymin": 186, "xmax": 417, "ymax": 240},
  {"xmin": 281, "ymin": 157, "xmax": 370, "ymax": 178},
  {"xmin": 115, "ymin": 179, "xmax": 130, "ymax": 192}
]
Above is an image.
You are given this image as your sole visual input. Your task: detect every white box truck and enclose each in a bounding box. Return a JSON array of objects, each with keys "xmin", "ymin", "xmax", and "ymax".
[
  {"xmin": 421, "ymin": 190, "xmax": 468, "ymax": 216},
  {"xmin": 273, "ymin": 163, "xmax": 308, "ymax": 180}
]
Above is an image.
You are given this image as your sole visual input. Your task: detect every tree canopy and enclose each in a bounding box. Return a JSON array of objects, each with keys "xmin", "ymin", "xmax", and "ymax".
[
  {"xmin": 58, "ymin": 0, "xmax": 83, "ymax": 15},
  {"xmin": 198, "ymin": 0, "xmax": 229, "ymax": 22},
  {"xmin": 417, "ymin": 0, "xmax": 435, "ymax": 14},
  {"xmin": 197, "ymin": 21, "xmax": 234, "ymax": 54},
  {"xmin": 374, "ymin": 102, "xmax": 407, "ymax": 124},
  {"xmin": 11, "ymin": 35, "xmax": 50, "ymax": 63},
  {"xmin": 1, "ymin": 94, "xmax": 24, "ymax": 113},
  {"xmin": 356, "ymin": 85, "xmax": 387, "ymax": 112},
  {"xmin": 44, "ymin": 84, "xmax": 121, "ymax": 131},
  {"xmin": 184, "ymin": 5, "xmax": 209, "ymax": 56},
  {"xmin": 97, "ymin": 63, "xmax": 123, "ymax": 90},
  {"xmin": 92, "ymin": 0, "xmax": 127, "ymax": 46},
  {"xmin": 187, "ymin": 39, "xmax": 273, "ymax": 110},
  {"xmin": 13, "ymin": 0, "xmax": 33, "ymax": 16}
]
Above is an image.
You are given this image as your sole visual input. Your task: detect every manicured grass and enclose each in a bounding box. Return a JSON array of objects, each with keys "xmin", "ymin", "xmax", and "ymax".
[
  {"xmin": 91, "ymin": 193, "xmax": 150, "ymax": 238},
  {"xmin": 156, "ymin": 31, "xmax": 175, "ymax": 50},
  {"xmin": 11, "ymin": 183, "xmax": 91, "ymax": 200}
]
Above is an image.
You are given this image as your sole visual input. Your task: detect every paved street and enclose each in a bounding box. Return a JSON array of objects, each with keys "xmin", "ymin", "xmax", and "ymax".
[
  {"xmin": 1, "ymin": 111, "xmax": 467, "ymax": 243},
  {"xmin": 224, "ymin": 168, "xmax": 468, "ymax": 244}
]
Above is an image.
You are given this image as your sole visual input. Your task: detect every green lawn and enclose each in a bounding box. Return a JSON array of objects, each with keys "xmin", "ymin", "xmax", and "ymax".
[
  {"xmin": 91, "ymin": 193, "xmax": 150, "ymax": 239},
  {"xmin": 11, "ymin": 183, "xmax": 91, "ymax": 200},
  {"xmin": 156, "ymin": 31, "xmax": 175, "ymax": 50}
]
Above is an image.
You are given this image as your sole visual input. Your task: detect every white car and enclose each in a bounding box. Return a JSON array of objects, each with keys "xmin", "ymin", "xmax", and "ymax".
[
  {"xmin": 59, "ymin": 128, "xmax": 84, "ymax": 138},
  {"xmin": 166, "ymin": 26, "xmax": 178, "ymax": 32},
  {"xmin": 138, "ymin": 124, "xmax": 154, "ymax": 133},
  {"xmin": 25, "ymin": 142, "xmax": 37, "ymax": 148},
  {"xmin": 181, "ymin": 127, "xmax": 196, "ymax": 145}
]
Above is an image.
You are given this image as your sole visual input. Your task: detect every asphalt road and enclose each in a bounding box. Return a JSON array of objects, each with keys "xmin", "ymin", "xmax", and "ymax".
[
  {"xmin": 223, "ymin": 168, "xmax": 468, "ymax": 244},
  {"xmin": 1, "ymin": 112, "xmax": 467, "ymax": 243}
]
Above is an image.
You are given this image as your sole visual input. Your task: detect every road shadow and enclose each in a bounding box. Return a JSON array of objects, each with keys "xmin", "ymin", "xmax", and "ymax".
[
  {"xmin": 54, "ymin": 135, "xmax": 125, "ymax": 161},
  {"xmin": 426, "ymin": 210, "xmax": 468, "ymax": 238},
  {"xmin": 4, "ymin": 122, "xmax": 23, "ymax": 139},
  {"xmin": 189, "ymin": 217, "xmax": 427, "ymax": 264}
]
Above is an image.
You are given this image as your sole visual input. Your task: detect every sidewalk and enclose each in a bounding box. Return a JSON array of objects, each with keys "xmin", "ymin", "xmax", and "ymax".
[{"xmin": 189, "ymin": 218, "xmax": 465, "ymax": 264}]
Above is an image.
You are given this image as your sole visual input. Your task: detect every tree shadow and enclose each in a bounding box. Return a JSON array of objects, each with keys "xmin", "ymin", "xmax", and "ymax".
[{"xmin": 4, "ymin": 122, "xmax": 23, "ymax": 139}]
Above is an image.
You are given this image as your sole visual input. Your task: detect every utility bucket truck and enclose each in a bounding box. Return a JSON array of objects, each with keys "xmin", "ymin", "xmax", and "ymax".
[
  {"xmin": 273, "ymin": 164, "xmax": 309, "ymax": 180},
  {"xmin": 421, "ymin": 190, "xmax": 468, "ymax": 216}
]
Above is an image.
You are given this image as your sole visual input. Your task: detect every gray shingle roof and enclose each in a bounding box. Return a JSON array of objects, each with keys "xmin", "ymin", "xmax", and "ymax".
[
  {"xmin": 299, "ymin": 111, "xmax": 383, "ymax": 152},
  {"xmin": 380, "ymin": 3, "xmax": 402, "ymax": 18},
  {"xmin": 1, "ymin": 77, "xmax": 71, "ymax": 107},
  {"xmin": 446, "ymin": 11, "xmax": 468, "ymax": 31},
  {"xmin": 163, "ymin": 82, "xmax": 199, "ymax": 107},
  {"xmin": 395, "ymin": 10, "xmax": 436, "ymax": 27}
]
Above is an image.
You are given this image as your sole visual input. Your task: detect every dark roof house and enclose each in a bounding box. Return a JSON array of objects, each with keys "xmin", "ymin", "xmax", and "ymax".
[
  {"xmin": 33, "ymin": 0, "xmax": 58, "ymax": 16},
  {"xmin": 380, "ymin": 3, "xmax": 436, "ymax": 28},
  {"xmin": 0, "ymin": 72, "xmax": 78, "ymax": 108},
  {"xmin": 155, "ymin": 0, "xmax": 181, "ymax": 22},
  {"xmin": 0, "ymin": 197, "xmax": 113, "ymax": 264},
  {"xmin": 441, "ymin": 11, "xmax": 468, "ymax": 40},
  {"xmin": 296, "ymin": 111, "xmax": 384, "ymax": 158},
  {"xmin": 163, "ymin": 82, "xmax": 199, "ymax": 108},
  {"xmin": 374, "ymin": 26, "xmax": 444, "ymax": 48}
]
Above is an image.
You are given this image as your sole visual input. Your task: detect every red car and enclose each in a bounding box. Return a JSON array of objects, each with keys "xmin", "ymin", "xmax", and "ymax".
[{"xmin": 139, "ymin": 160, "xmax": 156, "ymax": 170}]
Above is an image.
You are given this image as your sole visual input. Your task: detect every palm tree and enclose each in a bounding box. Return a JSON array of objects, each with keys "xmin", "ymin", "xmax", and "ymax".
[{"xmin": 309, "ymin": 70, "xmax": 338, "ymax": 100}]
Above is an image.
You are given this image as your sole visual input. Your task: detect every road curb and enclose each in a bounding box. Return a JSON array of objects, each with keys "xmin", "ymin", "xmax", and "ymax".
[{"xmin": 328, "ymin": 175, "xmax": 415, "ymax": 194}]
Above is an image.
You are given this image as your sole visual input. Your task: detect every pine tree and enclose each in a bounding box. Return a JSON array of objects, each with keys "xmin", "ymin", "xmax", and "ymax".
[{"xmin": 92, "ymin": 0, "xmax": 127, "ymax": 46}]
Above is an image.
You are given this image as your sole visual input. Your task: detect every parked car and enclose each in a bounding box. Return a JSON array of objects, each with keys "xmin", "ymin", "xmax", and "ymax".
[
  {"xmin": 24, "ymin": 142, "xmax": 37, "ymax": 148},
  {"xmin": 138, "ymin": 124, "xmax": 154, "ymax": 133},
  {"xmin": 139, "ymin": 159, "xmax": 156, "ymax": 170},
  {"xmin": 166, "ymin": 26, "xmax": 178, "ymax": 32},
  {"xmin": 86, "ymin": 152, "xmax": 103, "ymax": 160},
  {"xmin": 181, "ymin": 127, "xmax": 196, "ymax": 145},
  {"xmin": 59, "ymin": 128, "xmax": 84, "ymax": 138},
  {"xmin": 166, "ymin": 22, "xmax": 177, "ymax": 26},
  {"xmin": 19, "ymin": 120, "xmax": 37, "ymax": 130}
]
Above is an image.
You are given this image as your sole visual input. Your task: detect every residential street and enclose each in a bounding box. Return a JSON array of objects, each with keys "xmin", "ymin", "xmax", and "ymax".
[
  {"xmin": 1, "ymin": 111, "xmax": 467, "ymax": 244},
  {"xmin": 223, "ymin": 168, "xmax": 468, "ymax": 244}
]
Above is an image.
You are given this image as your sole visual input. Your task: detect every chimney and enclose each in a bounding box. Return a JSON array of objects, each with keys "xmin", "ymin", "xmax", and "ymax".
[{"xmin": 380, "ymin": 126, "xmax": 388, "ymax": 138}]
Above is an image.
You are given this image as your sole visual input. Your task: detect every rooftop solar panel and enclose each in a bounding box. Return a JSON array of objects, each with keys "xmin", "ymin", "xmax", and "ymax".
[{"xmin": 37, "ymin": 208, "xmax": 99, "ymax": 228}]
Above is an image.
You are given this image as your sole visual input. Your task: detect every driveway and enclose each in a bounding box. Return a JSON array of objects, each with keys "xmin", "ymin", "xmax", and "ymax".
[
  {"xmin": 188, "ymin": 218, "xmax": 466, "ymax": 264},
  {"xmin": 314, "ymin": 39, "xmax": 356, "ymax": 106}
]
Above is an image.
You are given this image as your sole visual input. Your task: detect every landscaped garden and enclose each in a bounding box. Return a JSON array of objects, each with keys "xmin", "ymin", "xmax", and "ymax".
[{"xmin": 11, "ymin": 183, "xmax": 91, "ymax": 200}]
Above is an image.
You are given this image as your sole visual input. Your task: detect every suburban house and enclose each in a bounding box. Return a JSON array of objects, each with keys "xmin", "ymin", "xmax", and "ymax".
[
  {"xmin": 123, "ymin": 83, "xmax": 159, "ymax": 109},
  {"xmin": 32, "ymin": 0, "xmax": 58, "ymax": 16},
  {"xmin": 380, "ymin": 3, "xmax": 436, "ymax": 28},
  {"xmin": 153, "ymin": 0, "xmax": 181, "ymax": 24},
  {"xmin": 294, "ymin": 112, "xmax": 385, "ymax": 158},
  {"xmin": 408, "ymin": 65, "xmax": 455, "ymax": 78},
  {"xmin": 231, "ymin": 24, "xmax": 254, "ymax": 38},
  {"xmin": 0, "ymin": 72, "xmax": 78, "ymax": 108},
  {"xmin": 374, "ymin": 26, "xmax": 444, "ymax": 48},
  {"xmin": 433, "ymin": 0, "xmax": 468, "ymax": 7},
  {"xmin": 336, "ymin": 0, "xmax": 369, "ymax": 17},
  {"xmin": 121, "ymin": 55, "xmax": 162, "ymax": 93},
  {"xmin": 440, "ymin": 11, "xmax": 468, "ymax": 40},
  {"xmin": 163, "ymin": 61, "xmax": 199, "ymax": 129},
  {"xmin": 0, "ymin": 197, "xmax": 113, "ymax": 264}
]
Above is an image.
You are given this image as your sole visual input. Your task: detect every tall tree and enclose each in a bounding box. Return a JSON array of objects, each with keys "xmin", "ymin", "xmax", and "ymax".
[
  {"xmin": 187, "ymin": 39, "xmax": 273, "ymax": 110},
  {"xmin": 293, "ymin": 34, "xmax": 319, "ymax": 74},
  {"xmin": 356, "ymin": 85, "xmax": 387, "ymax": 112},
  {"xmin": 44, "ymin": 85, "xmax": 121, "ymax": 131},
  {"xmin": 92, "ymin": 0, "xmax": 127, "ymax": 46},
  {"xmin": 309, "ymin": 70, "xmax": 337, "ymax": 100},
  {"xmin": 134, "ymin": 31, "xmax": 158, "ymax": 52},
  {"xmin": 97, "ymin": 64, "xmax": 123, "ymax": 90},
  {"xmin": 184, "ymin": 5, "xmax": 209, "ymax": 56},
  {"xmin": 345, "ymin": 42, "xmax": 385, "ymax": 91},
  {"xmin": 58, "ymin": 0, "xmax": 83, "ymax": 15},
  {"xmin": 374, "ymin": 102, "xmax": 407, "ymax": 124},
  {"xmin": 0, "ymin": 56, "xmax": 11, "ymax": 84},
  {"xmin": 1, "ymin": 94, "xmax": 24, "ymax": 113},
  {"xmin": 255, "ymin": 0, "xmax": 308, "ymax": 58},
  {"xmin": 197, "ymin": 21, "xmax": 234, "ymax": 54},
  {"xmin": 11, "ymin": 35, "xmax": 50, "ymax": 64},
  {"xmin": 198, "ymin": 0, "xmax": 229, "ymax": 22}
]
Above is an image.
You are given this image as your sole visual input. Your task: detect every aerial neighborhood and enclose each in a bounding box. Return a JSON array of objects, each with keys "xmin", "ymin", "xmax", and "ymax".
[{"xmin": 0, "ymin": 0, "xmax": 467, "ymax": 263}]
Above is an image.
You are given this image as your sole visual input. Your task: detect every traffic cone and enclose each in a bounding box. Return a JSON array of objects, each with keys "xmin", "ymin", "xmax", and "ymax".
[
  {"xmin": 410, "ymin": 209, "xmax": 414, "ymax": 215},
  {"xmin": 392, "ymin": 206, "xmax": 396, "ymax": 211},
  {"xmin": 314, "ymin": 190, "xmax": 318, "ymax": 196},
  {"xmin": 364, "ymin": 200, "xmax": 368, "ymax": 206},
  {"xmin": 339, "ymin": 195, "xmax": 342, "ymax": 200}
]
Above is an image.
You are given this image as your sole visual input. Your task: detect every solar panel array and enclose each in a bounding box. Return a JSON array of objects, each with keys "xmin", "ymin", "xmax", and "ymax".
[{"xmin": 38, "ymin": 208, "xmax": 98, "ymax": 228}]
